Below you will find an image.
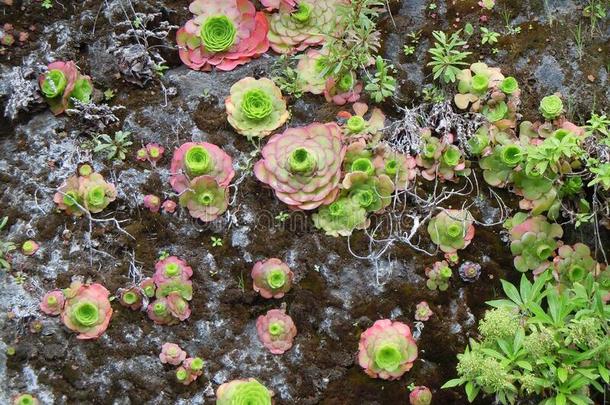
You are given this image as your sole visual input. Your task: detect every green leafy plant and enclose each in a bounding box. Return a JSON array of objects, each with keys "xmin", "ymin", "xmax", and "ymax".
[
  {"xmin": 0, "ymin": 216, "xmax": 16, "ymax": 270},
  {"xmin": 270, "ymin": 55, "xmax": 303, "ymax": 98},
  {"xmin": 93, "ymin": 131, "xmax": 133, "ymax": 161},
  {"xmin": 422, "ymin": 85, "xmax": 446, "ymax": 103},
  {"xmin": 523, "ymin": 132, "xmax": 585, "ymax": 176},
  {"xmin": 480, "ymin": 27, "xmax": 500, "ymax": 45},
  {"xmin": 364, "ymin": 56, "xmax": 397, "ymax": 103},
  {"xmin": 443, "ymin": 272, "xmax": 610, "ymax": 405},
  {"xmin": 584, "ymin": 0, "xmax": 608, "ymax": 36},
  {"xmin": 427, "ymin": 30, "xmax": 472, "ymax": 83},
  {"xmin": 211, "ymin": 236, "xmax": 223, "ymax": 247},
  {"xmin": 585, "ymin": 113, "xmax": 610, "ymax": 137},
  {"xmin": 41, "ymin": 0, "xmax": 53, "ymax": 9},
  {"xmin": 403, "ymin": 45, "xmax": 415, "ymax": 56}
]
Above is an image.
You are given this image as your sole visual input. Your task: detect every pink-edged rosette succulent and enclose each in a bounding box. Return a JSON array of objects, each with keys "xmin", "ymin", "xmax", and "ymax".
[
  {"xmin": 216, "ymin": 378, "xmax": 273, "ymax": 404},
  {"xmin": 162, "ymin": 200, "xmax": 177, "ymax": 214},
  {"xmin": 251, "ymin": 258, "xmax": 294, "ymax": 299},
  {"xmin": 118, "ymin": 287, "xmax": 143, "ymax": 311},
  {"xmin": 296, "ymin": 49, "xmax": 327, "ymax": 95},
  {"xmin": 78, "ymin": 173, "xmax": 117, "ymax": 214},
  {"xmin": 169, "ymin": 142, "xmax": 235, "ymax": 194},
  {"xmin": 410, "ymin": 386, "xmax": 432, "ymax": 405},
  {"xmin": 140, "ymin": 277, "xmax": 156, "ymax": 298},
  {"xmin": 178, "ymin": 175, "xmax": 229, "ymax": 222},
  {"xmin": 373, "ymin": 144, "xmax": 417, "ymax": 191},
  {"xmin": 176, "ymin": 357, "xmax": 205, "ymax": 385},
  {"xmin": 61, "ymin": 282, "xmax": 113, "ymax": 340},
  {"xmin": 256, "ymin": 308, "xmax": 297, "ymax": 354},
  {"xmin": 143, "ymin": 194, "xmax": 161, "ymax": 213},
  {"xmin": 167, "ymin": 292, "xmax": 192, "ymax": 321},
  {"xmin": 53, "ymin": 175, "xmax": 84, "ymax": 216},
  {"xmin": 38, "ymin": 61, "xmax": 92, "ymax": 115},
  {"xmin": 154, "ymin": 256, "xmax": 193, "ymax": 285},
  {"xmin": 176, "ymin": 0, "xmax": 269, "ymax": 72},
  {"xmin": 358, "ymin": 319, "xmax": 418, "ymax": 380},
  {"xmin": 21, "ymin": 240, "xmax": 39, "ymax": 256},
  {"xmin": 40, "ymin": 290, "xmax": 65, "ymax": 316},
  {"xmin": 337, "ymin": 102, "xmax": 386, "ymax": 140},
  {"xmin": 159, "ymin": 342, "xmax": 187, "ymax": 366},
  {"xmin": 137, "ymin": 143, "xmax": 165, "ymax": 166},
  {"xmin": 324, "ymin": 76, "xmax": 363, "ymax": 106},
  {"xmin": 414, "ymin": 301, "xmax": 433, "ymax": 321},
  {"xmin": 254, "ymin": 122, "xmax": 345, "ymax": 210},
  {"xmin": 147, "ymin": 297, "xmax": 179, "ymax": 326},
  {"xmin": 260, "ymin": 0, "xmax": 296, "ymax": 11}
]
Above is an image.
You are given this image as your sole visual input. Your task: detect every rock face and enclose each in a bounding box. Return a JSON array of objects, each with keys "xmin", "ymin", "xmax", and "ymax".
[{"xmin": 0, "ymin": 0, "xmax": 608, "ymax": 404}]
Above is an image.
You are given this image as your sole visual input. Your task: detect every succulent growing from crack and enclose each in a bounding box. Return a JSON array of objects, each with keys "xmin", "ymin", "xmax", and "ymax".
[
  {"xmin": 414, "ymin": 301, "xmax": 433, "ymax": 321},
  {"xmin": 40, "ymin": 290, "xmax": 65, "ymax": 316},
  {"xmin": 12, "ymin": 394, "xmax": 39, "ymax": 405},
  {"xmin": 176, "ymin": 0, "xmax": 269, "ymax": 71},
  {"xmin": 216, "ymin": 378, "xmax": 273, "ymax": 405},
  {"xmin": 166, "ymin": 292, "xmax": 192, "ymax": 321},
  {"xmin": 61, "ymin": 282, "xmax": 113, "ymax": 339},
  {"xmin": 251, "ymin": 258, "xmax": 294, "ymax": 299},
  {"xmin": 324, "ymin": 74, "xmax": 363, "ymax": 105},
  {"xmin": 295, "ymin": 48, "xmax": 327, "ymax": 95},
  {"xmin": 373, "ymin": 145, "xmax": 417, "ymax": 191},
  {"xmin": 39, "ymin": 61, "xmax": 92, "ymax": 115},
  {"xmin": 118, "ymin": 286, "xmax": 143, "ymax": 311},
  {"xmin": 425, "ymin": 260, "xmax": 452, "ymax": 291},
  {"xmin": 143, "ymin": 194, "xmax": 161, "ymax": 213},
  {"xmin": 254, "ymin": 122, "xmax": 345, "ymax": 210},
  {"xmin": 458, "ymin": 261, "xmax": 482, "ymax": 282},
  {"xmin": 169, "ymin": 142, "xmax": 235, "ymax": 194},
  {"xmin": 79, "ymin": 173, "xmax": 118, "ymax": 214},
  {"xmin": 416, "ymin": 131, "xmax": 471, "ymax": 182},
  {"xmin": 410, "ymin": 386, "xmax": 432, "ymax": 405},
  {"xmin": 162, "ymin": 200, "xmax": 177, "ymax": 214},
  {"xmin": 341, "ymin": 171, "xmax": 394, "ymax": 213},
  {"xmin": 226, "ymin": 77, "xmax": 290, "ymax": 138},
  {"xmin": 136, "ymin": 143, "xmax": 165, "ymax": 166},
  {"xmin": 176, "ymin": 357, "xmax": 205, "ymax": 385},
  {"xmin": 358, "ymin": 319, "xmax": 418, "ymax": 380},
  {"xmin": 21, "ymin": 240, "xmax": 38, "ymax": 256},
  {"xmin": 256, "ymin": 308, "xmax": 297, "ymax": 354},
  {"xmin": 427, "ymin": 210, "xmax": 475, "ymax": 254},
  {"xmin": 147, "ymin": 297, "xmax": 178, "ymax": 325},
  {"xmin": 539, "ymin": 94, "xmax": 564, "ymax": 121},
  {"xmin": 337, "ymin": 102, "xmax": 386, "ymax": 142},
  {"xmin": 266, "ymin": 0, "xmax": 345, "ymax": 54},
  {"xmin": 178, "ymin": 175, "xmax": 229, "ymax": 222},
  {"xmin": 479, "ymin": 143, "xmax": 522, "ymax": 187},
  {"xmin": 153, "ymin": 256, "xmax": 194, "ymax": 300},
  {"xmin": 140, "ymin": 277, "xmax": 156, "ymax": 298},
  {"xmin": 504, "ymin": 213, "xmax": 563, "ymax": 273},
  {"xmin": 552, "ymin": 243, "xmax": 600, "ymax": 283},
  {"xmin": 159, "ymin": 342, "xmax": 187, "ymax": 366},
  {"xmin": 312, "ymin": 196, "xmax": 369, "ymax": 237}
]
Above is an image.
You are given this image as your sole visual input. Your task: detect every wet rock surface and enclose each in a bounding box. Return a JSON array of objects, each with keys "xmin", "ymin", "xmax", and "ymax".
[{"xmin": 0, "ymin": 0, "xmax": 608, "ymax": 404}]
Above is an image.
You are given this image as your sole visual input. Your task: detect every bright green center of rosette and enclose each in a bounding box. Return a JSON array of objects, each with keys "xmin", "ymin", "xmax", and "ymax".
[
  {"xmin": 63, "ymin": 190, "xmax": 80, "ymax": 207},
  {"xmin": 374, "ymin": 343, "xmax": 403, "ymax": 371},
  {"xmin": 200, "ymin": 15, "xmax": 237, "ymax": 53},
  {"xmin": 47, "ymin": 295, "xmax": 58, "ymax": 306},
  {"xmin": 337, "ymin": 72, "xmax": 355, "ymax": 92},
  {"xmin": 70, "ymin": 78, "xmax": 92, "ymax": 103},
  {"xmin": 185, "ymin": 145, "xmax": 213, "ymax": 177},
  {"xmin": 442, "ymin": 147, "xmax": 461, "ymax": 167},
  {"xmin": 347, "ymin": 115, "xmax": 366, "ymax": 133},
  {"xmin": 197, "ymin": 190, "xmax": 215, "ymax": 206},
  {"xmin": 499, "ymin": 76, "xmax": 518, "ymax": 94},
  {"xmin": 87, "ymin": 186, "xmax": 106, "ymax": 207},
  {"xmin": 73, "ymin": 301, "xmax": 99, "ymax": 327},
  {"xmin": 16, "ymin": 395, "xmax": 35, "ymax": 405},
  {"xmin": 536, "ymin": 244, "xmax": 553, "ymax": 260},
  {"xmin": 230, "ymin": 380, "xmax": 272, "ymax": 405},
  {"xmin": 471, "ymin": 73, "xmax": 489, "ymax": 94},
  {"xmin": 500, "ymin": 144, "xmax": 522, "ymax": 166},
  {"xmin": 288, "ymin": 147, "xmax": 316, "ymax": 175},
  {"xmin": 446, "ymin": 222, "xmax": 463, "ymax": 239},
  {"xmin": 268, "ymin": 321, "xmax": 284, "ymax": 336},
  {"xmin": 241, "ymin": 89, "xmax": 273, "ymax": 121},
  {"xmin": 291, "ymin": 2, "xmax": 313, "ymax": 23},
  {"xmin": 123, "ymin": 291, "xmax": 138, "ymax": 305},
  {"xmin": 153, "ymin": 301, "xmax": 168, "ymax": 316},
  {"xmin": 329, "ymin": 200, "xmax": 347, "ymax": 217},
  {"xmin": 385, "ymin": 159, "xmax": 398, "ymax": 176},
  {"xmin": 165, "ymin": 262, "xmax": 181, "ymax": 277},
  {"xmin": 266, "ymin": 269, "xmax": 286, "ymax": 289},
  {"xmin": 190, "ymin": 357, "xmax": 204, "ymax": 371},
  {"xmin": 352, "ymin": 188, "xmax": 375, "ymax": 208},
  {"xmin": 568, "ymin": 265, "xmax": 586, "ymax": 281},
  {"xmin": 42, "ymin": 69, "xmax": 67, "ymax": 98},
  {"xmin": 351, "ymin": 158, "xmax": 374, "ymax": 175},
  {"xmin": 423, "ymin": 143, "xmax": 437, "ymax": 159}
]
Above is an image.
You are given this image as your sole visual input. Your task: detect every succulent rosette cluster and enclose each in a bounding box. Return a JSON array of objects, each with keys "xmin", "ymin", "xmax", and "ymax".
[
  {"xmin": 136, "ymin": 143, "xmax": 164, "ymax": 166},
  {"xmin": 358, "ymin": 319, "xmax": 418, "ymax": 380},
  {"xmin": 552, "ymin": 243, "xmax": 602, "ymax": 284},
  {"xmin": 479, "ymin": 142, "xmax": 523, "ymax": 187},
  {"xmin": 256, "ymin": 308, "xmax": 297, "ymax": 354},
  {"xmin": 53, "ymin": 172, "xmax": 117, "ymax": 216},
  {"xmin": 414, "ymin": 301, "xmax": 433, "ymax": 321},
  {"xmin": 254, "ymin": 122, "xmax": 345, "ymax": 210},
  {"xmin": 40, "ymin": 290, "xmax": 65, "ymax": 316},
  {"xmin": 251, "ymin": 258, "xmax": 294, "ymax": 299},
  {"xmin": 176, "ymin": 357, "xmax": 205, "ymax": 385},
  {"xmin": 143, "ymin": 194, "xmax": 161, "ymax": 213},
  {"xmin": 216, "ymin": 378, "xmax": 273, "ymax": 405},
  {"xmin": 427, "ymin": 210, "xmax": 475, "ymax": 256},
  {"xmin": 176, "ymin": 0, "xmax": 269, "ymax": 71},
  {"xmin": 373, "ymin": 144, "xmax": 417, "ymax": 191},
  {"xmin": 416, "ymin": 130, "xmax": 471, "ymax": 182},
  {"xmin": 170, "ymin": 142, "xmax": 234, "ymax": 221},
  {"xmin": 312, "ymin": 196, "xmax": 369, "ymax": 236},
  {"xmin": 409, "ymin": 386, "xmax": 432, "ymax": 405},
  {"xmin": 337, "ymin": 102, "xmax": 386, "ymax": 142},
  {"xmin": 159, "ymin": 343, "xmax": 187, "ymax": 366},
  {"xmin": 225, "ymin": 77, "xmax": 289, "ymax": 138},
  {"xmin": 265, "ymin": 0, "xmax": 345, "ymax": 54},
  {"xmin": 324, "ymin": 72, "xmax": 363, "ymax": 106},
  {"xmin": 295, "ymin": 49, "xmax": 327, "ymax": 95},
  {"xmin": 454, "ymin": 62, "xmax": 521, "ymax": 131},
  {"xmin": 39, "ymin": 61, "xmax": 93, "ymax": 115},
  {"xmin": 13, "ymin": 394, "xmax": 39, "ymax": 405},
  {"xmin": 425, "ymin": 260, "xmax": 452, "ymax": 291},
  {"xmin": 504, "ymin": 213, "xmax": 563, "ymax": 273},
  {"xmin": 118, "ymin": 286, "xmax": 143, "ymax": 311},
  {"xmin": 147, "ymin": 256, "xmax": 194, "ymax": 325},
  {"xmin": 60, "ymin": 282, "xmax": 113, "ymax": 339}
]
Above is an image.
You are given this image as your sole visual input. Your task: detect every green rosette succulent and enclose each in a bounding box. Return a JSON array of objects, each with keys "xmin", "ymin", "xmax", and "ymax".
[
  {"xmin": 512, "ymin": 169, "xmax": 559, "ymax": 216},
  {"xmin": 342, "ymin": 171, "xmax": 394, "ymax": 213},
  {"xmin": 427, "ymin": 210, "xmax": 475, "ymax": 254},
  {"xmin": 504, "ymin": 213, "xmax": 563, "ymax": 273},
  {"xmin": 216, "ymin": 378, "xmax": 273, "ymax": 405},
  {"xmin": 539, "ymin": 94, "xmax": 564, "ymax": 120},
  {"xmin": 226, "ymin": 77, "xmax": 290, "ymax": 138},
  {"xmin": 479, "ymin": 143, "xmax": 522, "ymax": 187},
  {"xmin": 467, "ymin": 126, "xmax": 490, "ymax": 156},
  {"xmin": 178, "ymin": 175, "xmax": 229, "ymax": 222},
  {"xmin": 296, "ymin": 48, "xmax": 327, "ymax": 95},
  {"xmin": 266, "ymin": 0, "xmax": 344, "ymax": 54},
  {"xmin": 552, "ymin": 243, "xmax": 599, "ymax": 283},
  {"xmin": 454, "ymin": 62, "xmax": 504, "ymax": 110},
  {"xmin": 78, "ymin": 173, "xmax": 118, "ymax": 214},
  {"xmin": 312, "ymin": 197, "xmax": 369, "ymax": 237}
]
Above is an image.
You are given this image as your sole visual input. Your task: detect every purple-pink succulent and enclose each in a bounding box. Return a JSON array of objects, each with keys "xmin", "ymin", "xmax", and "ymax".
[
  {"xmin": 176, "ymin": 0, "xmax": 269, "ymax": 71},
  {"xmin": 61, "ymin": 282, "xmax": 113, "ymax": 340},
  {"xmin": 170, "ymin": 142, "xmax": 235, "ymax": 194},
  {"xmin": 137, "ymin": 143, "xmax": 164, "ymax": 166},
  {"xmin": 159, "ymin": 342, "xmax": 187, "ymax": 366},
  {"xmin": 251, "ymin": 258, "xmax": 294, "ymax": 299},
  {"xmin": 256, "ymin": 308, "xmax": 297, "ymax": 354},
  {"xmin": 176, "ymin": 357, "xmax": 204, "ymax": 385},
  {"xmin": 254, "ymin": 122, "xmax": 345, "ymax": 210},
  {"xmin": 147, "ymin": 297, "xmax": 178, "ymax": 325},
  {"xmin": 40, "ymin": 290, "xmax": 65, "ymax": 316},
  {"xmin": 161, "ymin": 200, "xmax": 177, "ymax": 214},
  {"xmin": 324, "ymin": 76, "xmax": 363, "ymax": 106},
  {"xmin": 154, "ymin": 256, "xmax": 193, "ymax": 285},
  {"xmin": 118, "ymin": 286, "xmax": 143, "ymax": 311},
  {"xmin": 409, "ymin": 386, "xmax": 432, "ymax": 405},
  {"xmin": 414, "ymin": 301, "xmax": 433, "ymax": 321},
  {"xmin": 143, "ymin": 194, "xmax": 161, "ymax": 213},
  {"xmin": 167, "ymin": 292, "xmax": 192, "ymax": 321},
  {"xmin": 358, "ymin": 319, "xmax": 418, "ymax": 380},
  {"xmin": 140, "ymin": 277, "xmax": 156, "ymax": 298}
]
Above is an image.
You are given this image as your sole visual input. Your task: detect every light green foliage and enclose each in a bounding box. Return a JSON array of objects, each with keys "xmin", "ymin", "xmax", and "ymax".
[
  {"xmin": 427, "ymin": 30, "xmax": 472, "ymax": 83},
  {"xmin": 480, "ymin": 27, "xmax": 500, "ymax": 45},
  {"xmin": 585, "ymin": 113, "xmax": 610, "ymax": 138},
  {"xmin": 0, "ymin": 216, "xmax": 16, "ymax": 270},
  {"xmin": 94, "ymin": 131, "xmax": 133, "ymax": 161},
  {"xmin": 584, "ymin": 0, "xmax": 608, "ymax": 35},
  {"xmin": 443, "ymin": 272, "xmax": 610, "ymax": 405},
  {"xmin": 270, "ymin": 55, "xmax": 303, "ymax": 98},
  {"xmin": 403, "ymin": 30, "xmax": 421, "ymax": 56},
  {"xmin": 421, "ymin": 84, "xmax": 446, "ymax": 103},
  {"xmin": 364, "ymin": 56, "xmax": 397, "ymax": 103},
  {"xmin": 523, "ymin": 132, "xmax": 585, "ymax": 176},
  {"xmin": 211, "ymin": 236, "xmax": 223, "ymax": 247},
  {"xmin": 41, "ymin": 0, "xmax": 53, "ymax": 9}
]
